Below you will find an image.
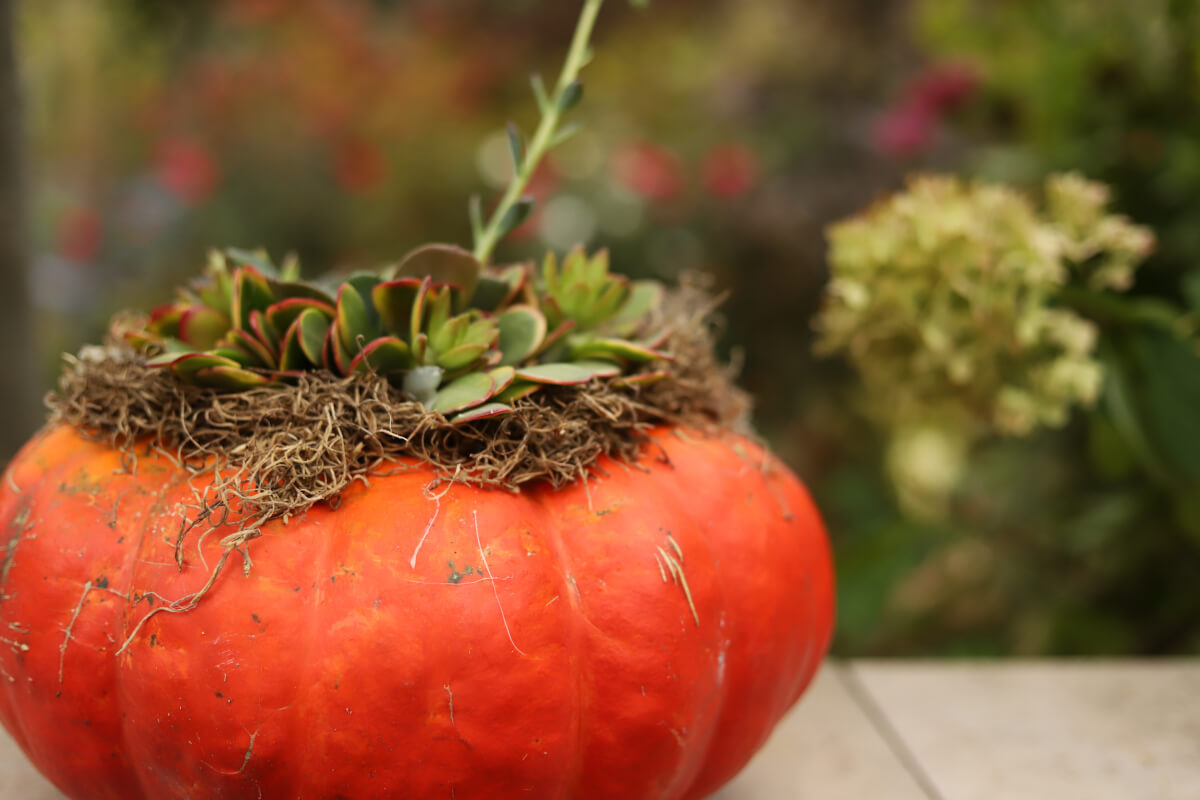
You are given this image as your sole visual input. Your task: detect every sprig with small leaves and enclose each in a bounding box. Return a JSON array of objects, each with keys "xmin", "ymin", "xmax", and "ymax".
[{"xmin": 471, "ymin": 0, "xmax": 649, "ymax": 264}]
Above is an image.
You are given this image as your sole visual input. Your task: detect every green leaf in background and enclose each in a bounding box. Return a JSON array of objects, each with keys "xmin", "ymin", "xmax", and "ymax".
[{"xmin": 1126, "ymin": 329, "xmax": 1200, "ymax": 482}]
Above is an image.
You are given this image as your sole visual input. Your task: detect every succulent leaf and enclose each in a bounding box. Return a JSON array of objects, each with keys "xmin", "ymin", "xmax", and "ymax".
[
  {"xmin": 211, "ymin": 347, "xmax": 257, "ymax": 367},
  {"xmin": 488, "ymin": 366, "xmax": 516, "ymax": 396},
  {"xmin": 295, "ymin": 309, "xmax": 330, "ymax": 366},
  {"xmin": 350, "ymin": 337, "xmax": 415, "ymax": 376},
  {"xmin": 568, "ymin": 337, "xmax": 668, "ymax": 364},
  {"xmin": 515, "ymin": 362, "xmax": 617, "ymax": 385},
  {"xmin": 603, "ymin": 280, "xmax": 663, "ymax": 337},
  {"xmin": 232, "ymin": 267, "xmax": 275, "ymax": 332},
  {"xmin": 224, "ymin": 328, "xmax": 275, "ymax": 368},
  {"xmin": 497, "ymin": 306, "xmax": 548, "ymax": 366},
  {"xmin": 148, "ymin": 305, "xmax": 185, "ymax": 339},
  {"xmin": 196, "ymin": 251, "xmax": 234, "ymax": 314},
  {"xmin": 331, "ymin": 327, "xmax": 356, "ymax": 374},
  {"xmin": 495, "ymin": 380, "xmax": 542, "ymax": 403},
  {"xmin": 410, "ymin": 280, "xmax": 434, "ymax": 345},
  {"xmin": 471, "ymin": 265, "xmax": 527, "ymax": 311},
  {"xmin": 167, "ymin": 353, "xmax": 244, "ymax": 383},
  {"xmin": 403, "ymin": 366, "xmax": 444, "ymax": 406},
  {"xmin": 249, "ymin": 310, "xmax": 281, "ymax": 353},
  {"xmin": 430, "ymin": 372, "xmax": 496, "ymax": 415},
  {"xmin": 392, "ymin": 245, "xmax": 481, "ymax": 311},
  {"xmin": 614, "ymin": 370, "xmax": 670, "ymax": 387},
  {"xmin": 336, "ymin": 284, "xmax": 373, "ymax": 357},
  {"xmin": 372, "ymin": 279, "xmax": 423, "ymax": 338},
  {"xmin": 424, "ymin": 288, "xmax": 455, "ymax": 346},
  {"xmin": 178, "ymin": 307, "xmax": 230, "ymax": 350},
  {"xmin": 344, "ymin": 274, "xmax": 383, "ymax": 332},
  {"xmin": 279, "ymin": 320, "xmax": 311, "ymax": 371},
  {"xmin": 225, "ymin": 248, "xmax": 280, "ymax": 278},
  {"xmin": 452, "ymin": 402, "xmax": 514, "ymax": 425},
  {"xmin": 437, "ymin": 342, "xmax": 491, "ymax": 372},
  {"xmin": 266, "ymin": 298, "xmax": 335, "ymax": 333},
  {"xmin": 194, "ymin": 365, "xmax": 273, "ymax": 391},
  {"xmin": 267, "ymin": 280, "xmax": 336, "ymax": 307},
  {"xmin": 145, "ymin": 351, "xmax": 192, "ymax": 368}
]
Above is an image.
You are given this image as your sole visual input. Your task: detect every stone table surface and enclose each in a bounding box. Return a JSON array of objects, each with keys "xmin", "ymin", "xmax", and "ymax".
[{"xmin": 1, "ymin": 660, "xmax": 1197, "ymax": 798}]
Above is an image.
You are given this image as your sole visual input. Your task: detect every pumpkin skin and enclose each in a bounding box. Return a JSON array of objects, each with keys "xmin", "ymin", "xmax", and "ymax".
[{"xmin": 0, "ymin": 423, "xmax": 833, "ymax": 800}]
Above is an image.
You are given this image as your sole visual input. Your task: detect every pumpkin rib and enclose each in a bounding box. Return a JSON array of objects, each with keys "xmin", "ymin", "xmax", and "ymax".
[
  {"xmin": 0, "ymin": 434, "xmax": 113, "ymax": 787},
  {"xmin": 0, "ymin": 434, "xmax": 88, "ymax": 773},
  {"xmin": 660, "ymin": 435, "xmax": 832, "ymax": 799},
  {"xmin": 117, "ymin": 457, "xmax": 204, "ymax": 800},
  {"xmin": 281, "ymin": 489, "xmax": 332, "ymax": 800},
  {"xmin": 535, "ymin": 492, "xmax": 589, "ymax": 800},
  {"xmin": 0, "ymin": 430, "xmax": 156, "ymax": 800},
  {"xmin": 640, "ymin": 451, "xmax": 734, "ymax": 799},
  {"xmin": 772, "ymin": 467, "xmax": 835, "ymax": 708}
]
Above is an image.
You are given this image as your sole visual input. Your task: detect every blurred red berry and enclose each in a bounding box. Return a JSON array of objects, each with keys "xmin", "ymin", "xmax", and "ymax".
[
  {"xmin": 874, "ymin": 62, "xmax": 980, "ymax": 159},
  {"xmin": 909, "ymin": 63, "xmax": 980, "ymax": 115},
  {"xmin": 224, "ymin": 0, "xmax": 289, "ymax": 27},
  {"xmin": 703, "ymin": 144, "xmax": 759, "ymax": 199},
  {"xmin": 156, "ymin": 138, "xmax": 220, "ymax": 204},
  {"xmin": 334, "ymin": 139, "xmax": 387, "ymax": 194},
  {"xmin": 58, "ymin": 208, "xmax": 102, "ymax": 263},
  {"xmin": 874, "ymin": 104, "xmax": 936, "ymax": 158},
  {"xmin": 612, "ymin": 143, "xmax": 684, "ymax": 202}
]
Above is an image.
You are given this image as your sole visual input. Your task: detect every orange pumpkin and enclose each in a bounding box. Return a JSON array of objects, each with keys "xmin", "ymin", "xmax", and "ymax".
[{"xmin": 0, "ymin": 422, "xmax": 832, "ymax": 799}]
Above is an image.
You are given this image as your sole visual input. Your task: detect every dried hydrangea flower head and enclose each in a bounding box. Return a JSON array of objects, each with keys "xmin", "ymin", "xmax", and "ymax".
[{"xmin": 817, "ymin": 173, "xmax": 1154, "ymax": 435}]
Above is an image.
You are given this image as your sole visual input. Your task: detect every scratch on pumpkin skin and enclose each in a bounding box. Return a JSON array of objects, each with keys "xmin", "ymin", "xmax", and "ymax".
[
  {"xmin": 404, "ymin": 576, "xmax": 511, "ymax": 588},
  {"xmin": 0, "ymin": 508, "xmax": 32, "ymax": 599},
  {"xmin": 473, "ymin": 511, "xmax": 526, "ymax": 656},
  {"xmin": 236, "ymin": 731, "xmax": 258, "ymax": 775},
  {"xmin": 655, "ymin": 543, "xmax": 700, "ymax": 627},
  {"xmin": 116, "ymin": 539, "xmax": 254, "ymax": 657},
  {"xmin": 58, "ymin": 581, "xmax": 93, "ymax": 687},
  {"xmin": 409, "ymin": 479, "xmax": 454, "ymax": 569},
  {"xmin": 444, "ymin": 685, "xmax": 455, "ymax": 726},
  {"xmin": 200, "ymin": 729, "xmax": 258, "ymax": 777}
]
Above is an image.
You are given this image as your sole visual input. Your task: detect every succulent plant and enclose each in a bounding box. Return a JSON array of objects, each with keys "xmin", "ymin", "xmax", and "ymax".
[{"xmin": 129, "ymin": 244, "xmax": 671, "ymax": 423}]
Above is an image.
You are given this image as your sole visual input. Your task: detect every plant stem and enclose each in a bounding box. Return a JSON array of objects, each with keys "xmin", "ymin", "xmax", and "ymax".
[{"xmin": 473, "ymin": 0, "xmax": 605, "ymax": 265}]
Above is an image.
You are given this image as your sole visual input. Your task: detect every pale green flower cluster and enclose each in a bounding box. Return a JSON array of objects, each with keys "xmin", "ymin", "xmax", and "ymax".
[{"xmin": 818, "ymin": 173, "xmax": 1154, "ymax": 435}]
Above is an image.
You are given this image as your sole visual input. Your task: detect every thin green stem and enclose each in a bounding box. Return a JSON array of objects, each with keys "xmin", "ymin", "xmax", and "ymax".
[{"xmin": 472, "ymin": 0, "xmax": 605, "ymax": 265}]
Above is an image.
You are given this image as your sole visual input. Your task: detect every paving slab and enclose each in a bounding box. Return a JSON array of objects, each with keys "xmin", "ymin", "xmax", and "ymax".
[
  {"xmin": 852, "ymin": 660, "xmax": 1200, "ymax": 800},
  {"xmin": 0, "ymin": 731, "xmax": 62, "ymax": 799},
  {"xmin": 713, "ymin": 664, "xmax": 927, "ymax": 799}
]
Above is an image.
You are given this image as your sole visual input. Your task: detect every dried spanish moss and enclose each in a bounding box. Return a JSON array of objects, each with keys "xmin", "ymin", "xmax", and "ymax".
[{"xmin": 47, "ymin": 284, "xmax": 749, "ymax": 538}]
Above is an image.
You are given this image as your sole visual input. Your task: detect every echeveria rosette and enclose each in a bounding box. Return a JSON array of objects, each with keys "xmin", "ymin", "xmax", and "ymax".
[{"xmin": 130, "ymin": 244, "xmax": 671, "ymax": 424}]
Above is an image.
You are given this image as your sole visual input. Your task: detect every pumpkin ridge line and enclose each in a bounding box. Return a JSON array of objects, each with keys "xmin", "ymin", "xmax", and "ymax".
[
  {"xmin": 472, "ymin": 510, "xmax": 525, "ymax": 657},
  {"xmin": 538, "ymin": 497, "xmax": 587, "ymax": 799},
  {"xmin": 116, "ymin": 459, "xmax": 195, "ymax": 799},
  {"xmin": 646, "ymin": 448, "xmax": 734, "ymax": 798}
]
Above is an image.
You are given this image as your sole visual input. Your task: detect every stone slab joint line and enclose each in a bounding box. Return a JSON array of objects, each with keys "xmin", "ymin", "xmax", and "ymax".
[{"xmin": 839, "ymin": 662, "xmax": 948, "ymax": 800}]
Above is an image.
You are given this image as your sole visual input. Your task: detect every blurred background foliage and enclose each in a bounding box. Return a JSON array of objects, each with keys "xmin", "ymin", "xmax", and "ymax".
[{"xmin": 13, "ymin": 0, "xmax": 1200, "ymax": 656}]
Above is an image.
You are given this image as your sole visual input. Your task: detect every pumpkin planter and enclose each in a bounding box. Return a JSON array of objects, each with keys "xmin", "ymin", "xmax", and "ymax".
[
  {"xmin": 0, "ymin": 421, "xmax": 831, "ymax": 799},
  {"xmin": 0, "ymin": 1, "xmax": 833, "ymax": 796}
]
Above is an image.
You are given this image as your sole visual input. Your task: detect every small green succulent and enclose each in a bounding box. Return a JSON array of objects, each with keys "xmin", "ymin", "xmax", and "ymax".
[{"xmin": 129, "ymin": 245, "xmax": 670, "ymax": 423}]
